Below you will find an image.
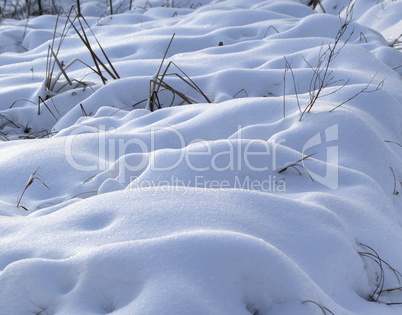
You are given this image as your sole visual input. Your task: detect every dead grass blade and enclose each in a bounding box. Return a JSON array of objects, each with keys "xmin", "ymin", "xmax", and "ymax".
[
  {"xmin": 0, "ymin": 112, "xmax": 22, "ymax": 129},
  {"xmin": 329, "ymin": 77, "xmax": 383, "ymax": 112},
  {"xmin": 38, "ymin": 96, "xmax": 58, "ymax": 121},
  {"xmin": 67, "ymin": 191, "xmax": 97, "ymax": 200},
  {"xmin": 50, "ymin": 46, "xmax": 72, "ymax": 86},
  {"xmin": 233, "ymin": 89, "xmax": 248, "ymax": 98},
  {"xmin": 302, "ymin": 300, "xmax": 334, "ymax": 315},
  {"xmin": 385, "ymin": 140, "xmax": 402, "ymax": 148},
  {"xmin": 46, "ymin": 9, "xmax": 75, "ymax": 96},
  {"xmin": 83, "ymin": 174, "xmax": 97, "ymax": 184},
  {"xmin": 164, "ymin": 62, "xmax": 211, "ymax": 102},
  {"xmin": 263, "ymin": 25, "xmax": 279, "ymax": 38},
  {"xmin": 50, "ymin": 58, "xmax": 102, "ymax": 92},
  {"xmin": 0, "ymin": 131, "xmax": 10, "ymax": 141},
  {"xmin": 80, "ymin": 103, "xmax": 88, "ymax": 116},
  {"xmin": 17, "ymin": 167, "xmax": 51, "ymax": 211},
  {"xmin": 283, "ymin": 57, "xmax": 301, "ymax": 117},
  {"xmin": 278, "ymin": 152, "xmax": 316, "ymax": 181},
  {"xmin": 389, "ymin": 166, "xmax": 399, "ymax": 196},
  {"xmin": 66, "ymin": 8, "xmax": 120, "ymax": 80},
  {"xmin": 389, "ymin": 34, "xmax": 402, "ymax": 49},
  {"xmin": 66, "ymin": 15, "xmax": 106, "ymax": 84},
  {"xmin": 148, "ymin": 33, "xmax": 176, "ymax": 111}
]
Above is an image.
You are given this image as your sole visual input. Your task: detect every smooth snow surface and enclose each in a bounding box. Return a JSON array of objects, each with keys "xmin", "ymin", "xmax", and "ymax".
[{"xmin": 0, "ymin": 0, "xmax": 401, "ymax": 314}]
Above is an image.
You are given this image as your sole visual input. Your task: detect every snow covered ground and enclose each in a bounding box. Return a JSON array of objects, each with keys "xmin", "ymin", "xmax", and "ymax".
[{"xmin": 0, "ymin": 0, "xmax": 401, "ymax": 313}]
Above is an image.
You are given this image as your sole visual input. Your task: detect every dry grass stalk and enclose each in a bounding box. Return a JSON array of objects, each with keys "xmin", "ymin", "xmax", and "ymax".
[
  {"xmin": 67, "ymin": 191, "xmax": 97, "ymax": 200},
  {"xmin": 329, "ymin": 76, "xmax": 383, "ymax": 112},
  {"xmin": 389, "ymin": 34, "xmax": 402, "ymax": 50},
  {"xmin": 308, "ymin": 0, "xmax": 325, "ymax": 12},
  {"xmin": 38, "ymin": 96, "xmax": 58, "ymax": 121},
  {"xmin": 17, "ymin": 167, "xmax": 50, "ymax": 211},
  {"xmin": 233, "ymin": 89, "xmax": 249, "ymax": 98},
  {"xmin": 43, "ymin": 7, "xmax": 119, "ymax": 101},
  {"xmin": 389, "ymin": 166, "xmax": 399, "ymax": 196},
  {"xmin": 278, "ymin": 152, "xmax": 316, "ymax": 180},
  {"xmin": 80, "ymin": 103, "xmax": 88, "ymax": 116},
  {"xmin": 299, "ymin": 1, "xmax": 355, "ymax": 120},
  {"xmin": 359, "ymin": 243, "xmax": 402, "ymax": 303},
  {"xmin": 65, "ymin": 8, "xmax": 120, "ymax": 80},
  {"xmin": 148, "ymin": 33, "xmax": 210, "ymax": 111},
  {"xmin": 283, "ymin": 57, "xmax": 301, "ymax": 117},
  {"xmin": 0, "ymin": 112, "xmax": 20, "ymax": 129},
  {"xmin": 263, "ymin": 25, "xmax": 279, "ymax": 38},
  {"xmin": 302, "ymin": 300, "xmax": 334, "ymax": 315},
  {"xmin": 385, "ymin": 140, "xmax": 402, "ymax": 148},
  {"xmin": 0, "ymin": 131, "xmax": 9, "ymax": 141}
]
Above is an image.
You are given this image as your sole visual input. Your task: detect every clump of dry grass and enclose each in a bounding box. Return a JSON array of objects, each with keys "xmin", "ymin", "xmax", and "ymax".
[
  {"xmin": 299, "ymin": 1, "xmax": 356, "ymax": 120},
  {"xmin": 0, "ymin": 0, "xmax": 55, "ymax": 20},
  {"xmin": 19, "ymin": 7, "xmax": 120, "ymax": 122},
  {"xmin": 43, "ymin": 7, "xmax": 119, "ymax": 101},
  {"xmin": 0, "ymin": 113, "xmax": 20, "ymax": 131},
  {"xmin": 6, "ymin": 8, "xmax": 118, "ymax": 139},
  {"xmin": 359, "ymin": 243, "xmax": 402, "ymax": 304},
  {"xmin": 0, "ymin": 112, "xmax": 28, "ymax": 140},
  {"xmin": 282, "ymin": 1, "xmax": 384, "ymax": 120},
  {"xmin": 147, "ymin": 33, "xmax": 211, "ymax": 112}
]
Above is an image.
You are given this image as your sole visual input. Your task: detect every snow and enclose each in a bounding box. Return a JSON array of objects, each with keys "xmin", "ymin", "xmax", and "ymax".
[{"xmin": 0, "ymin": 0, "xmax": 401, "ymax": 314}]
